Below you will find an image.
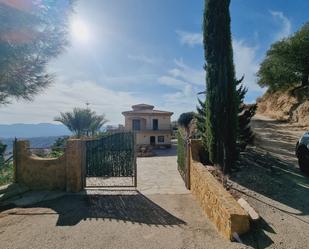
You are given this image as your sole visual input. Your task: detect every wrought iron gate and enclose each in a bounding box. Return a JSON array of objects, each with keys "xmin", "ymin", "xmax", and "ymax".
[{"xmin": 85, "ymin": 132, "xmax": 137, "ymax": 187}]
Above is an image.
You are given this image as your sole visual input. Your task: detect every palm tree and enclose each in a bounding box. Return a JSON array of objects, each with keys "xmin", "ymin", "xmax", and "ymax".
[
  {"xmin": 54, "ymin": 108, "xmax": 108, "ymax": 137},
  {"xmin": 89, "ymin": 114, "xmax": 108, "ymax": 136}
]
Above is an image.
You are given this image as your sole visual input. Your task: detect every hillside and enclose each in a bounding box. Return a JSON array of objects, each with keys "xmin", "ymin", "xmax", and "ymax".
[{"xmin": 257, "ymin": 89, "xmax": 309, "ymax": 128}]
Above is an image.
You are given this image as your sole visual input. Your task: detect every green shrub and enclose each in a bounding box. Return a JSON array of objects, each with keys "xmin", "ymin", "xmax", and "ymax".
[
  {"xmin": 48, "ymin": 150, "xmax": 65, "ymax": 158},
  {"xmin": 48, "ymin": 136, "xmax": 68, "ymax": 158},
  {"xmin": 0, "ymin": 162, "xmax": 13, "ymax": 186},
  {"xmin": 0, "ymin": 141, "xmax": 7, "ymax": 166}
]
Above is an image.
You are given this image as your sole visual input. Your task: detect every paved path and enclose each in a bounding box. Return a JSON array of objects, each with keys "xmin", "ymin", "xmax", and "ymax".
[
  {"xmin": 137, "ymin": 146, "xmax": 190, "ymax": 195},
  {"xmin": 0, "ymin": 146, "xmax": 247, "ymax": 249}
]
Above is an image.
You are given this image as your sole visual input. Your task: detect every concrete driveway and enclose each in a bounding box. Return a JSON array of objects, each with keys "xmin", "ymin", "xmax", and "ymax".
[
  {"xmin": 0, "ymin": 146, "xmax": 248, "ymax": 249},
  {"xmin": 137, "ymin": 146, "xmax": 190, "ymax": 195}
]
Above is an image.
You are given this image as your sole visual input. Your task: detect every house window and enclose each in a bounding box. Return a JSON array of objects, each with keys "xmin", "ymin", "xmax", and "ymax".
[
  {"xmin": 132, "ymin": 119, "xmax": 141, "ymax": 130},
  {"xmin": 158, "ymin": 136, "xmax": 164, "ymax": 143},
  {"xmin": 153, "ymin": 119, "xmax": 158, "ymax": 130}
]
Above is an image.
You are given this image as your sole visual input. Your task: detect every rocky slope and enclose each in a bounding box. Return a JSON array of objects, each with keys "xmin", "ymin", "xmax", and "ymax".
[{"xmin": 257, "ymin": 89, "xmax": 309, "ymax": 127}]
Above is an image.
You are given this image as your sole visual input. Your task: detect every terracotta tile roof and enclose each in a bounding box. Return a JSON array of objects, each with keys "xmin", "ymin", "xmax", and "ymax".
[{"xmin": 122, "ymin": 103, "xmax": 173, "ymax": 115}]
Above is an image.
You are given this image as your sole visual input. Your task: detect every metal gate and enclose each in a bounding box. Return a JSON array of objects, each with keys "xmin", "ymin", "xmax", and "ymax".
[{"xmin": 85, "ymin": 132, "xmax": 136, "ymax": 187}]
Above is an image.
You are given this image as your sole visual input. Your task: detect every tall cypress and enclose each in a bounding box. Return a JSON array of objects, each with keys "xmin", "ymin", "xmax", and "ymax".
[{"xmin": 203, "ymin": 0, "xmax": 238, "ymax": 174}]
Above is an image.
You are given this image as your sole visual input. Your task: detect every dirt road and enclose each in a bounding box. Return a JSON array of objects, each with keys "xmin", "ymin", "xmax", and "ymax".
[
  {"xmin": 230, "ymin": 115, "xmax": 309, "ymax": 249},
  {"xmin": 252, "ymin": 114, "xmax": 305, "ymax": 165}
]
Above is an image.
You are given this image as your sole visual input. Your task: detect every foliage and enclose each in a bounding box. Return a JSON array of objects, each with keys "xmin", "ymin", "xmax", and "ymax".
[
  {"xmin": 54, "ymin": 108, "xmax": 108, "ymax": 138},
  {"xmin": 0, "ymin": 162, "xmax": 13, "ymax": 186},
  {"xmin": 196, "ymin": 98, "xmax": 207, "ymax": 148},
  {"xmin": 203, "ymin": 0, "xmax": 238, "ymax": 174},
  {"xmin": 48, "ymin": 150, "xmax": 64, "ymax": 158},
  {"xmin": 257, "ymin": 22, "xmax": 309, "ymax": 92},
  {"xmin": 0, "ymin": 0, "xmax": 74, "ymax": 104},
  {"xmin": 197, "ymin": 79, "xmax": 256, "ymax": 155},
  {"xmin": 0, "ymin": 140, "xmax": 7, "ymax": 165},
  {"xmin": 48, "ymin": 136, "xmax": 69, "ymax": 158},
  {"xmin": 52, "ymin": 136, "xmax": 69, "ymax": 148},
  {"xmin": 238, "ymin": 104, "xmax": 256, "ymax": 149},
  {"xmin": 177, "ymin": 112, "xmax": 195, "ymax": 137},
  {"xmin": 177, "ymin": 129, "xmax": 186, "ymax": 179},
  {"xmin": 236, "ymin": 78, "xmax": 257, "ymax": 151}
]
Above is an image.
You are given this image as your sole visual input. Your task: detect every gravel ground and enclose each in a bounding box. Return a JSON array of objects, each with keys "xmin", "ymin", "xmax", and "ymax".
[{"xmin": 230, "ymin": 115, "xmax": 309, "ymax": 249}]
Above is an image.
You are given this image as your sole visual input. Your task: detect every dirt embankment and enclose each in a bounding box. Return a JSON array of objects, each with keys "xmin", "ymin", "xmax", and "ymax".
[{"xmin": 257, "ymin": 89, "xmax": 309, "ymax": 128}]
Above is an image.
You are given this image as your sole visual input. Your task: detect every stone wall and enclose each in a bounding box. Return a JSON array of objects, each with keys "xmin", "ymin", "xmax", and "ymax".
[
  {"xmin": 189, "ymin": 140, "xmax": 250, "ymax": 240},
  {"xmin": 14, "ymin": 140, "xmax": 84, "ymax": 192},
  {"xmin": 65, "ymin": 139, "xmax": 85, "ymax": 192}
]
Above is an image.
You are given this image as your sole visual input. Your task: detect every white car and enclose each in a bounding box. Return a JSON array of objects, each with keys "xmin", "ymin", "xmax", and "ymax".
[{"xmin": 296, "ymin": 132, "xmax": 309, "ymax": 174}]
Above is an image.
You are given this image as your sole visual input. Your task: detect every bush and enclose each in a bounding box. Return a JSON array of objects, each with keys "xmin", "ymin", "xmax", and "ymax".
[
  {"xmin": 48, "ymin": 150, "xmax": 64, "ymax": 158},
  {"xmin": 0, "ymin": 141, "xmax": 7, "ymax": 166},
  {"xmin": 48, "ymin": 136, "xmax": 68, "ymax": 158},
  {"xmin": 0, "ymin": 162, "xmax": 13, "ymax": 186}
]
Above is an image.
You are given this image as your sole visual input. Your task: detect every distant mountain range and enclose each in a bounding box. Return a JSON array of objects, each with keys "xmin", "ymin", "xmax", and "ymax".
[
  {"xmin": 2, "ymin": 136, "xmax": 66, "ymax": 153},
  {"xmin": 0, "ymin": 123, "xmax": 71, "ymax": 153},
  {"xmin": 0, "ymin": 123, "xmax": 71, "ymax": 138}
]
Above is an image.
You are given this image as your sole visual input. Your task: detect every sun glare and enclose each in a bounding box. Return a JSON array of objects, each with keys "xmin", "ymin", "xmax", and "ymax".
[{"xmin": 71, "ymin": 18, "xmax": 91, "ymax": 43}]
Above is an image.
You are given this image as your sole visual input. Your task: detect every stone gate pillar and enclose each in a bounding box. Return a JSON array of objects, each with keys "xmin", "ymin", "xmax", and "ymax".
[{"xmin": 66, "ymin": 139, "xmax": 86, "ymax": 192}]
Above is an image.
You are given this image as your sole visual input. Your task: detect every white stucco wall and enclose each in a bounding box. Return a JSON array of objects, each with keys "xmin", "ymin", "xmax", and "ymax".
[
  {"xmin": 125, "ymin": 115, "xmax": 171, "ymax": 131},
  {"xmin": 136, "ymin": 132, "xmax": 171, "ymax": 145}
]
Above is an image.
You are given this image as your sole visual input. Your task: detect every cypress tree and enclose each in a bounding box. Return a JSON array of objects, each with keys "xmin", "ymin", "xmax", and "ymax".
[
  {"xmin": 236, "ymin": 78, "xmax": 257, "ymax": 151},
  {"xmin": 203, "ymin": 0, "xmax": 238, "ymax": 174},
  {"xmin": 196, "ymin": 98, "xmax": 207, "ymax": 148}
]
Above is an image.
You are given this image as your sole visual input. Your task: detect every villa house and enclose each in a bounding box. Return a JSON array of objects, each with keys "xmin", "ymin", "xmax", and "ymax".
[{"xmin": 122, "ymin": 104, "xmax": 173, "ymax": 147}]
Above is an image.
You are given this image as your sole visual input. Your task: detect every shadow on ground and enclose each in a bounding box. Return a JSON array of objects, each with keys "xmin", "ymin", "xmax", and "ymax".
[
  {"xmin": 1, "ymin": 191, "xmax": 186, "ymax": 227},
  {"xmin": 229, "ymin": 117, "xmax": 309, "ymax": 248},
  {"xmin": 233, "ymin": 148, "xmax": 309, "ymax": 217},
  {"xmin": 231, "ymin": 147, "xmax": 309, "ymax": 249}
]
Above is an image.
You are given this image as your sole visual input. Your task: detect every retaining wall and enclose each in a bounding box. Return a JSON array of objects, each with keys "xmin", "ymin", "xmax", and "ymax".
[{"xmin": 189, "ymin": 139, "xmax": 250, "ymax": 240}]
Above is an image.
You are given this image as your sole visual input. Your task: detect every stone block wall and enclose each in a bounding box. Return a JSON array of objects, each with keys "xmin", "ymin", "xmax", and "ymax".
[
  {"xmin": 14, "ymin": 140, "xmax": 85, "ymax": 192},
  {"xmin": 65, "ymin": 139, "xmax": 85, "ymax": 192},
  {"xmin": 189, "ymin": 140, "xmax": 250, "ymax": 240}
]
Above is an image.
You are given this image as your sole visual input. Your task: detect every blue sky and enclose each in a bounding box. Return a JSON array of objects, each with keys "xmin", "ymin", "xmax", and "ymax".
[{"xmin": 2, "ymin": 0, "xmax": 309, "ymax": 125}]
